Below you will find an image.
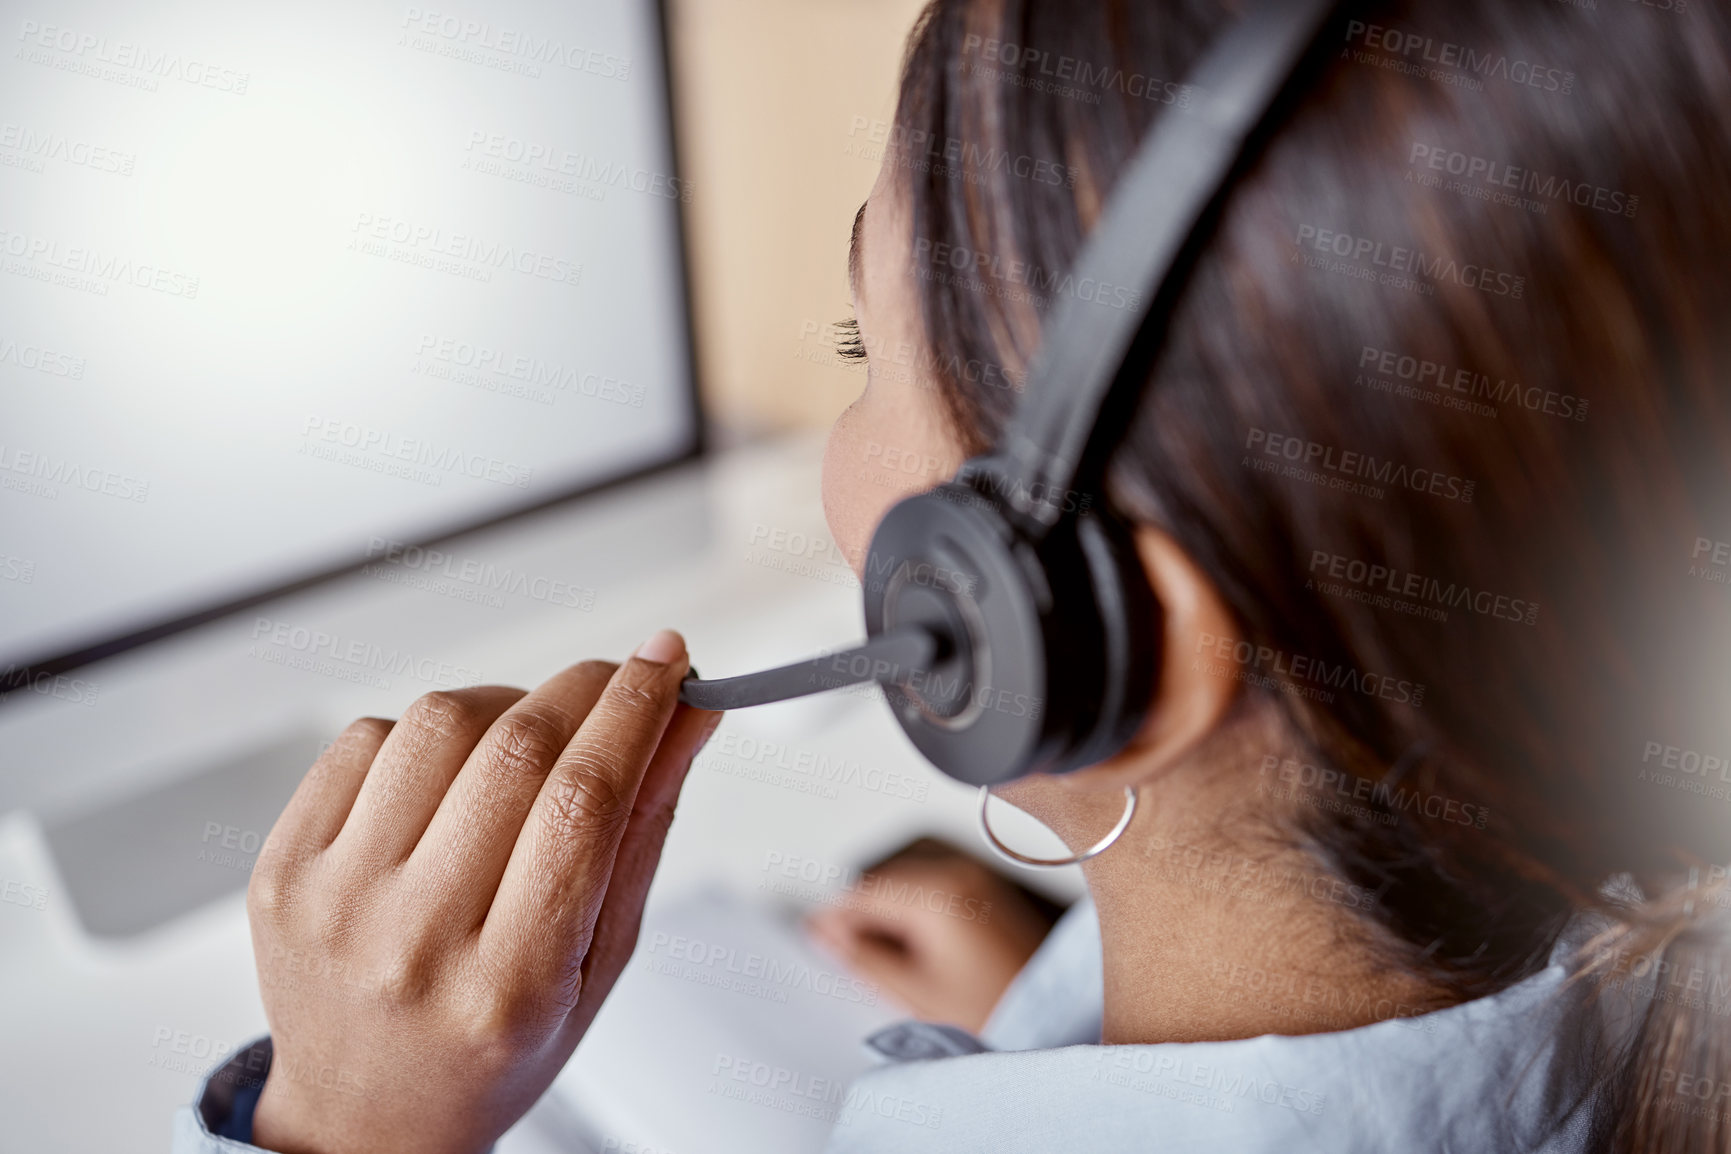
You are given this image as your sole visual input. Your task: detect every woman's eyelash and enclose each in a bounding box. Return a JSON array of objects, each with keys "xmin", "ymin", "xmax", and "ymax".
[{"xmin": 832, "ymin": 315, "xmax": 868, "ymax": 363}]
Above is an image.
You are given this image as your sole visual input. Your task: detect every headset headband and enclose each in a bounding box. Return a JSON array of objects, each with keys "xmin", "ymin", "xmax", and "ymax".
[{"xmin": 978, "ymin": 0, "xmax": 1348, "ymax": 538}]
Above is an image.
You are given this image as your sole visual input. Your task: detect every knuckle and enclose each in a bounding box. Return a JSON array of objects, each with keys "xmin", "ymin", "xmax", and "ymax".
[
  {"xmin": 247, "ymin": 859, "xmax": 295, "ymax": 923},
  {"xmin": 610, "ymin": 664, "xmax": 670, "ymax": 708},
  {"xmin": 343, "ymin": 716, "xmax": 395, "ymax": 747},
  {"xmin": 318, "ymin": 717, "xmax": 393, "ymax": 775},
  {"xmin": 481, "ymin": 707, "xmax": 571, "ymax": 783},
  {"xmin": 402, "ymin": 690, "xmax": 488, "ymax": 743},
  {"xmin": 571, "ymin": 659, "xmax": 619, "ymax": 683},
  {"xmin": 611, "ymin": 680, "xmax": 660, "ymax": 711},
  {"xmin": 541, "ymin": 752, "xmax": 632, "ymax": 839}
]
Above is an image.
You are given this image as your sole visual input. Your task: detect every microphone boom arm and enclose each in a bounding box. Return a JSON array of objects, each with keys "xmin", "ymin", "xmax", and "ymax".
[{"xmin": 677, "ymin": 625, "xmax": 943, "ymax": 711}]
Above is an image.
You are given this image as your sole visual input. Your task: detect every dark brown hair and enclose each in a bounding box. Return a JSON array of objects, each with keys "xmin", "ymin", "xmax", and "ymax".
[{"xmin": 885, "ymin": 0, "xmax": 1731, "ymax": 1148}]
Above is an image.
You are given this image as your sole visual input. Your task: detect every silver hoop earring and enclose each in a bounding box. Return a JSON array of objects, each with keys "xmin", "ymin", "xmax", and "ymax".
[{"xmin": 977, "ymin": 785, "xmax": 1138, "ymax": 870}]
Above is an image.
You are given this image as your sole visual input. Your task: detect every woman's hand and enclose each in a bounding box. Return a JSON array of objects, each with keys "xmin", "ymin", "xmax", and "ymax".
[
  {"xmin": 805, "ymin": 840, "xmax": 1060, "ymax": 1034},
  {"xmin": 245, "ymin": 630, "xmax": 719, "ymax": 1154}
]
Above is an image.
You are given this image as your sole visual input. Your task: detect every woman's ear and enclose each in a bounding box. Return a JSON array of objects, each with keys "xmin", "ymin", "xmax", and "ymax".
[
  {"xmin": 1048, "ymin": 525, "xmax": 1243, "ymax": 796},
  {"xmin": 1125, "ymin": 525, "xmax": 1243, "ymax": 764},
  {"xmin": 987, "ymin": 524, "xmax": 1245, "ymax": 843}
]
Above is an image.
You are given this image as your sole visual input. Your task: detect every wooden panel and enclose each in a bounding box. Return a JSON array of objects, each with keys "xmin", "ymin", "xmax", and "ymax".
[{"xmin": 667, "ymin": 0, "xmax": 928, "ymax": 436}]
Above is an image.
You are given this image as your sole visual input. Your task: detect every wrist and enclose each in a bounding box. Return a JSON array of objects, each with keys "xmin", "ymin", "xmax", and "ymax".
[{"xmin": 250, "ymin": 1065, "xmax": 496, "ymax": 1154}]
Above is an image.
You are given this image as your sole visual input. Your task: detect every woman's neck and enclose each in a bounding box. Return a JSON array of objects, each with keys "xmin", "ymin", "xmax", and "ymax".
[
  {"xmin": 1085, "ymin": 808, "xmax": 1447, "ymax": 1044},
  {"xmin": 1009, "ymin": 739, "xmax": 1454, "ymax": 1045}
]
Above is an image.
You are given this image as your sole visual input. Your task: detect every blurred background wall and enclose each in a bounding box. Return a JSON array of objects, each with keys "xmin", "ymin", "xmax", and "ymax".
[{"xmin": 667, "ymin": 0, "xmax": 928, "ymax": 439}]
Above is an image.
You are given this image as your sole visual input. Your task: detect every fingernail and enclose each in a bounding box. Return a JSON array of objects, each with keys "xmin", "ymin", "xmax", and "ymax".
[{"xmin": 633, "ymin": 629, "xmax": 685, "ymax": 665}]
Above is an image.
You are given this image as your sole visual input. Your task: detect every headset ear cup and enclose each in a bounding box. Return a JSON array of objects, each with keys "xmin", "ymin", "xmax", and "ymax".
[
  {"xmin": 1067, "ymin": 511, "xmax": 1162, "ymax": 770},
  {"xmin": 862, "ymin": 486, "xmax": 1054, "ymax": 786},
  {"xmin": 860, "ymin": 484, "xmax": 1161, "ymax": 785}
]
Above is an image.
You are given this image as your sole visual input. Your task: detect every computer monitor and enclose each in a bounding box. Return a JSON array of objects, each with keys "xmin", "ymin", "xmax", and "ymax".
[{"xmin": 0, "ymin": 0, "xmax": 700, "ymax": 676}]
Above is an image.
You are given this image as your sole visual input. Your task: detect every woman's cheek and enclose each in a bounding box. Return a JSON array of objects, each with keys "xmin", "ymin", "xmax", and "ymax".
[
  {"xmin": 821, "ymin": 396, "xmax": 875, "ymax": 577},
  {"xmin": 821, "ymin": 368, "xmax": 965, "ymax": 579},
  {"xmin": 822, "ymin": 389, "xmax": 941, "ymax": 579}
]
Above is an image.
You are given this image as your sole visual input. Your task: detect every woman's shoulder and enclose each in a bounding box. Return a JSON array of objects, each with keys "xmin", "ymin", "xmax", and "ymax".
[{"xmin": 827, "ymin": 906, "xmax": 1607, "ymax": 1154}]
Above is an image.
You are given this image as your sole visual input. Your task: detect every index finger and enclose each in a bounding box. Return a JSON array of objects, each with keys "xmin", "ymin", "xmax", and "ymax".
[{"xmin": 480, "ymin": 630, "xmax": 688, "ymax": 1004}]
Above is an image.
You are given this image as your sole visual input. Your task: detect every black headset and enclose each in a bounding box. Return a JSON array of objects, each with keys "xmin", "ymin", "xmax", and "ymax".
[{"xmin": 679, "ymin": 0, "xmax": 1348, "ymax": 788}]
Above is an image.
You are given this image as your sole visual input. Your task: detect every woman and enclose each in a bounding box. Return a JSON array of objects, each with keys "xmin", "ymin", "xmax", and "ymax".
[{"xmin": 177, "ymin": 0, "xmax": 1731, "ymax": 1151}]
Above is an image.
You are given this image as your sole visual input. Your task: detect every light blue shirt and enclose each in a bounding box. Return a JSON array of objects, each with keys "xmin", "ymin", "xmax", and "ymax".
[{"xmin": 174, "ymin": 900, "xmax": 1617, "ymax": 1153}]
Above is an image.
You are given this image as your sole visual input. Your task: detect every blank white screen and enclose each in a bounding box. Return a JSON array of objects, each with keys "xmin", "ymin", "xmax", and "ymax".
[{"xmin": 0, "ymin": 0, "xmax": 697, "ymax": 668}]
